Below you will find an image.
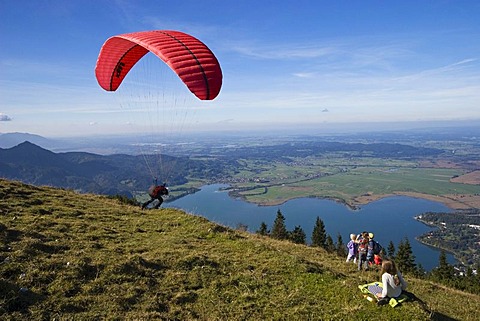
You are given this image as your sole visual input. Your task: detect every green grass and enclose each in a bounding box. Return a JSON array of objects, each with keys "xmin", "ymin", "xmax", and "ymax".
[{"xmin": 1, "ymin": 179, "xmax": 479, "ymax": 320}]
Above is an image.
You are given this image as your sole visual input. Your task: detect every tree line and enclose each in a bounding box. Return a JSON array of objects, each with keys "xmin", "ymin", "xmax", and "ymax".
[{"xmin": 256, "ymin": 209, "xmax": 480, "ymax": 295}]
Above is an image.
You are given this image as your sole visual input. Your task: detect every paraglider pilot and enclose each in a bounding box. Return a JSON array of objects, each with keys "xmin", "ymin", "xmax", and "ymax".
[{"xmin": 142, "ymin": 181, "xmax": 169, "ymax": 210}]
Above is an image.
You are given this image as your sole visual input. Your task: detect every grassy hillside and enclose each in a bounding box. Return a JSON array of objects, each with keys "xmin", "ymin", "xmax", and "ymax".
[{"xmin": 1, "ymin": 179, "xmax": 479, "ymax": 320}]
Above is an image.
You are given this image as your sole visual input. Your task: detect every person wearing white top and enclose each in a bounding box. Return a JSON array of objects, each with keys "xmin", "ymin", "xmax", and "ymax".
[{"xmin": 376, "ymin": 259, "xmax": 408, "ymax": 300}]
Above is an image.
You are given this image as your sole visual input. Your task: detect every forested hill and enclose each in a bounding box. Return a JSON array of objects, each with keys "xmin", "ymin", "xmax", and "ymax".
[
  {"xmin": 1, "ymin": 179, "xmax": 479, "ymax": 320},
  {"xmin": 416, "ymin": 210, "xmax": 480, "ymax": 266},
  {"xmin": 0, "ymin": 141, "xmax": 203, "ymax": 197}
]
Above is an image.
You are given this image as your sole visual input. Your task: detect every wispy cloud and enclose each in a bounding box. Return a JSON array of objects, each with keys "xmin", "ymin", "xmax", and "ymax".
[
  {"xmin": 3, "ymin": 1, "xmax": 480, "ymax": 137},
  {"xmin": 292, "ymin": 72, "xmax": 317, "ymax": 78},
  {"xmin": 0, "ymin": 113, "xmax": 13, "ymax": 121},
  {"xmin": 1, "ymin": 58, "xmax": 83, "ymax": 79},
  {"xmin": 230, "ymin": 42, "xmax": 337, "ymax": 60},
  {"xmin": 112, "ymin": 0, "xmax": 221, "ymax": 41},
  {"xmin": 391, "ymin": 58, "xmax": 479, "ymax": 82}
]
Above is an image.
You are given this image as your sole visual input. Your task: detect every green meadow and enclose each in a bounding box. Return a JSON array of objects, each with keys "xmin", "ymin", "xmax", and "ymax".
[
  {"xmin": 233, "ymin": 158, "xmax": 478, "ymax": 206},
  {"xmin": 1, "ymin": 179, "xmax": 479, "ymax": 320}
]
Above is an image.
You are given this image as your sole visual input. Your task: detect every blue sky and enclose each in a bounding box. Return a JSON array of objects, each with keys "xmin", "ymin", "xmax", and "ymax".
[{"xmin": 1, "ymin": 0, "xmax": 479, "ymax": 137}]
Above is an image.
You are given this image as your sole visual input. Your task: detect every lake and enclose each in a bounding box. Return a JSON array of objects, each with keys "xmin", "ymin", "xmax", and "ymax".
[{"xmin": 167, "ymin": 184, "xmax": 455, "ymax": 271}]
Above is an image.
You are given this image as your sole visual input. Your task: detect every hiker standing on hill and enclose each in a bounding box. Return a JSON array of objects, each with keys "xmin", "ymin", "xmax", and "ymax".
[
  {"xmin": 142, "ymin": 182, "xmax": 169, "ymax": 210},
  {"xmin": 346, "ymin": 233, "xmax": 358, "ymax": 263},
  {"xmin": 367, "ymin": 232, "xmax": 378, "ymax": 265},
  {"xmin": 366, "ymin": 233, "xmax": 374, "ymax": 263},
  {"xmin": 366, "ymin": 232, "xmax": 383, "ymax": 266},
  {"xmin": 376, "ymin": 259, "xmax": 408, "ymax": 305},
  {"xmin": 357, "ymin": 232, "xmax": 369, "ymax": 271}
]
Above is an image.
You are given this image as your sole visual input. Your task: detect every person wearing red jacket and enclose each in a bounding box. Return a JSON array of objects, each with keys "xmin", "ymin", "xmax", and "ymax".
[{"xmin": 142, "ymin": 184, "xmax": 169, "ymax": 209}]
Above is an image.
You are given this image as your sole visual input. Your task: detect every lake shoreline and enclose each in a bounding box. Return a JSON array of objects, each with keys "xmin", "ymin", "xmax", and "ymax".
[
  {"xmin": 233, "ymin": 190, "xmax": 478, "ymax": 211},
  {"xmin": 170, "ymin": 184, "xmax": 457, "ymax": 270}
]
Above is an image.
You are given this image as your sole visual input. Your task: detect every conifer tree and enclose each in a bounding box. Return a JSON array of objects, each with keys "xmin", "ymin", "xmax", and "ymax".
[
  {"xmin": 431, "ymin": 250, "xmax": 455, "ymax": 282},
  {"xmin": 416, "ymin": 264, "xmax": 426, "ymax": 277},
  {"xmin": 325, "ymin": 235, "xmax": 335, "ymax": 253},
  {"xmin": 311, "ymin": 216, "xmax": 326, "ymax": 248},
  {"xmin": 289, "ymin": 225, "xmax": 306, "ymax": 244},
  {"xmin": 395, "ymin": 237, "xmax": 417, "ymax": 274},
  {"xmin": 466, "ymin": 266, "xmax": 473, "ymax": 278},
  {"xmin": 469, "ymin": 263, "xmax": 480, "ymax": 294},
  {"xmin": 336, "ymin": 233, "xmax": 347, "ymax": 257},
  {"xmin": 271, "ymin": 209, "xmax": 288, "ymax": 240},
  {"xmin": 387, "ymin": 241, "xmax": 395, "ymax": 259},
  {"xmin": 465, "ymin": 268, "xmax": 480, "ymax": 294},
  {"xmin": 256, "ymin": 222, "xmax": 269, "ymax": 236}
]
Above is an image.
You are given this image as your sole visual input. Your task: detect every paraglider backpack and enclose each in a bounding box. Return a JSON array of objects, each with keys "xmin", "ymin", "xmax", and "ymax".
[
  {"xmin": 148, "ymin": 185, "xmax": 166, "ymax": 198},
  {"xmin": 373, "ymin": 240, "xmax": 382, "ymax": 255},
  {"xmin": 153, "ymin": 185, "xmax": 168, "ymax": 197}
]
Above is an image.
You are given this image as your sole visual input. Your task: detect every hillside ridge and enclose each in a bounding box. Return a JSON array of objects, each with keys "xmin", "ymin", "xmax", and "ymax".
[
  {"xmin": 0, "ymin": 142, "xmax": 195, "ymax": 198},
  {"xmin": 1, "ymin": 178, "xmax": 479, "ymax": 320}
]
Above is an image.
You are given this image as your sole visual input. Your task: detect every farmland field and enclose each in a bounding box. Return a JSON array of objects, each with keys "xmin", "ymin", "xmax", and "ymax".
[{"xmin": 230, "ymin": 156, "xmax": 480, "ymax": 209}]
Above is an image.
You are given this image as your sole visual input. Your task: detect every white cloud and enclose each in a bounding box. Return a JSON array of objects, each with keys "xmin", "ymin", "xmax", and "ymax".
[
  {"xmin": 0, "ymin": 113, "xmax": 13, "ymax": 121},
  {"xmin": 293, "ymin": 72, "xmax": 317, "ymax": 78}
]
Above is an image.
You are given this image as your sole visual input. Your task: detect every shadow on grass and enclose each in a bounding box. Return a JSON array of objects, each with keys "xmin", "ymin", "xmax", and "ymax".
[
  {"xmin": 0, "ymin": 280, "xmax": 44, "ymax": 315},
  {"xmin": 404, "ymin": 291, "xmax": 458, "ymax": 321},
  {"xmin": 430, "ymin": 312, "xmax": 459, "ymax": 321}
]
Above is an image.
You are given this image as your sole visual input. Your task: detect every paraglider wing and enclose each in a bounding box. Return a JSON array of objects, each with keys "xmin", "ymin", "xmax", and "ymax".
[{"xmin": 95, "ymin": 30, "xmax": 222, "ymax": 100}]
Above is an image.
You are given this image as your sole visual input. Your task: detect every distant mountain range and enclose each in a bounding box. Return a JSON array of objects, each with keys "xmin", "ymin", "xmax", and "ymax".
[
  {"xmin": 0, "ymin": 132, "xmax": 142, "ymax": 154},
  {"xmin": 0, "ymin": 141, "xmax": 198, "ymax": 198},
  {"xmin": 0, "ymin": 133, "xmax": 447, "ymax": 199},
  {"xmin": 0, "ymin": 132, "xmax": 54, "ymax": 149}
]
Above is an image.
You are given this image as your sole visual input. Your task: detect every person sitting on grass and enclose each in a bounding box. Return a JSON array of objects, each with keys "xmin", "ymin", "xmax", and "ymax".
[{"xmin": 376, "ymin": 259, "xmax": 408, "ymax": 305}]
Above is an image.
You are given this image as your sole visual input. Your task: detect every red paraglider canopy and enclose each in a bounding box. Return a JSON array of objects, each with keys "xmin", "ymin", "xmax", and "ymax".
[{"xmin": 95, "ymin": 30, "xmax": 222, "ymax": 100}]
